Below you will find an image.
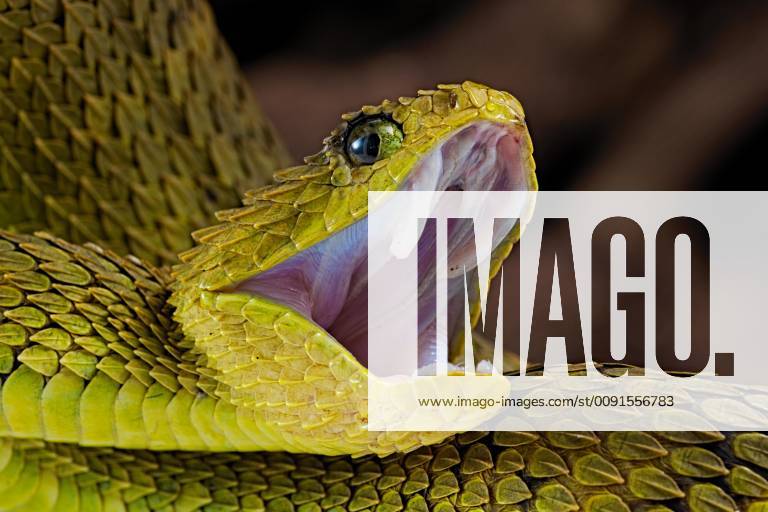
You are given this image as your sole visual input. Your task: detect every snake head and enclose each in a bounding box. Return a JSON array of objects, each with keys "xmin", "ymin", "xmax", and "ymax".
[{"xmin": 170, "ymin": 81, "xmax": 537, "ymax": 456}]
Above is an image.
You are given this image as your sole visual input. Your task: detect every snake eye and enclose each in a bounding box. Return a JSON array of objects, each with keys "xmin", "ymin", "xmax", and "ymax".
[{"xmin": 345, "ymin": 118, "xmax": 404, "ymax": 165}]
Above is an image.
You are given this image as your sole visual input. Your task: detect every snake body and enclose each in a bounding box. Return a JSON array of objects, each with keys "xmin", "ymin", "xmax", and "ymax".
[{"xmin": 0, "ymin": 1, "xmax": 766, "ymax": 510}]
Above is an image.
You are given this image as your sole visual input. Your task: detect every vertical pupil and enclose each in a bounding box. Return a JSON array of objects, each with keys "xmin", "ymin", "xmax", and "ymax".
[{"xmin": 365, "ymin": 133, "xmax": 380, "ymax": 157}]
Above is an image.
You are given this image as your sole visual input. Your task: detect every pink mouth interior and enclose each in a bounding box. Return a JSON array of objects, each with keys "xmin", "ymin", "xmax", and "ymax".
[{"xmin": 234, "ymin": 121, "xmax": 531, "ymax": 366}]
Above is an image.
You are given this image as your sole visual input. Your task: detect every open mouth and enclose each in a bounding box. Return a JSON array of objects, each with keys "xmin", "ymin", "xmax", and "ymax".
[{"xmin": 233, "ymin": 121, "xmax": 533, "ymax": 367}]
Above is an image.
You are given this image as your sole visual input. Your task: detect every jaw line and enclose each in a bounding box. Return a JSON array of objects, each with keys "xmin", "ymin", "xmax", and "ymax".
[{"xmin": 232, "ymin": 120, "xmax": 533, "ymax": 367}]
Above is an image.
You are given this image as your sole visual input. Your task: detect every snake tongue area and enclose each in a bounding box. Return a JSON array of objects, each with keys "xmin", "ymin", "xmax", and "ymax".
[{"xmin": 234, "ymin": 121, "xmax": 532, "ymax": 366}]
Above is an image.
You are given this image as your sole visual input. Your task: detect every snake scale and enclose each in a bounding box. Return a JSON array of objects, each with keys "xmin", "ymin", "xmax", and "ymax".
[{"xmin": 0, "ymin": 0, "xmax": 766, "ymax": 510}]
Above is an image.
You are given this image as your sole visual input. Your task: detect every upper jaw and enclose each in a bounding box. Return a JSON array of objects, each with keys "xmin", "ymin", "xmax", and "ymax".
[
  {"xmin": 233, "ymin": 120, "xmax": 535, "ymax": 367},
  {"xmin": 404, "ymin": 121, "xmax": 532, "ymax": 193}
]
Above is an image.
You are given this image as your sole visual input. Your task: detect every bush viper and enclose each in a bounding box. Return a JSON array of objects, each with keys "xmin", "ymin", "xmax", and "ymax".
[{"xmin": 0, "ymin": 1, "xmax": 765, "ymax": 511}]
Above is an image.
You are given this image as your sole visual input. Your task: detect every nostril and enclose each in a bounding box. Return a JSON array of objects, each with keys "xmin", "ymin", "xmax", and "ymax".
[{"xmin": 446, "ymin": 182, "xmax": 464, "ymax": 192}]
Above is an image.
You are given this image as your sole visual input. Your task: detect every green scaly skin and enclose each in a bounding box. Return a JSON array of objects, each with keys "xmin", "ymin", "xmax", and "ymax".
[
  {"xmin": 0, "ymin": 0, "xmax": 288, "ymax": 265},
  {"xmin": 0, "ymin": 1, "xmax": 766, "ymax": 510}
]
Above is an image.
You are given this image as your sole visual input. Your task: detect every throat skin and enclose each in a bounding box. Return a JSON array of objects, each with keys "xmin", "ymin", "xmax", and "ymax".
[{"xmin": 235, "ymin": 219, "xmax": 369, "ymax": 346}]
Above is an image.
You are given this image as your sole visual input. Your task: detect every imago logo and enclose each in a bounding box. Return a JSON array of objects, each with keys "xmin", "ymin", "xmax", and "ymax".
[
  {"xmin": 415, "ymin": 215, "xmax": 733, "ymax": 378},
  {"xmin": 367, "ymin": 191, "xmax": 768, "ymax": 431}
]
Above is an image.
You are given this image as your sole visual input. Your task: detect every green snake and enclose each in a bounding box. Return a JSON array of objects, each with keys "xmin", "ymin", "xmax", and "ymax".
[{"xmin": 0, "ymin": 1, "xmax": 766, "ymax": 510}]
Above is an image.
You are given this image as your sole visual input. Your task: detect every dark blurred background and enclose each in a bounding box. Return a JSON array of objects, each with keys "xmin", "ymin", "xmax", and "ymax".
[{"xmin": 211, "ymin": 0, "xmax": 768, "ymax": 191}]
